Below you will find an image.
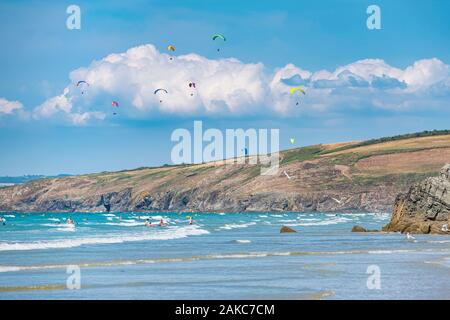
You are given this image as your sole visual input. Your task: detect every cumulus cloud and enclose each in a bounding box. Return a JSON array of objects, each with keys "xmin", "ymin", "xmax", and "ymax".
[
  {"xmin": 33, "ymin": 44, "xmax": 450, "ymax": 124},
  {"xmin": 69, "ymin": 112, "xmax": 106, "ymax": 125},
  {"xmin": 0, "ymin": 98, "xmax": 23, "ymax": 114},
  {"xmin": 34, "ymin": 88, "xmax": 72, "ymax": 118}
]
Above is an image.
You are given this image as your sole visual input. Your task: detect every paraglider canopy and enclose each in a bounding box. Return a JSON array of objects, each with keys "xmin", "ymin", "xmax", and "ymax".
[
  {"xmin": 289, "ymin": 87, "xmax": 306, "ymax": 95},
  {"xmin": 167, "ymin": 45, "xmax": 175, "ymax": 60},
  {"xmin": 76, "ymin": 81, "xmax": 89, "ymax": 94},
  {"xmin": 212, "ymin": 34, "xmax": 226, "ymax": 52},
  {"xmin": 76, "ymin": 80, "xmax": 89, "ymax": 87},
  {"xmin": 290, "ymin": 87, "xmax": 306, "ymax": 105},
  {"xmin": 212, "ymin": 34, "xmax": 226, "ymax": 41},
  {"xmin": 154, "ymin": 88, "xmax": 168, "ymax": 103},
  {"xmin": 154, "ymin": 88, "xmax": 168, "ymax": 95}
]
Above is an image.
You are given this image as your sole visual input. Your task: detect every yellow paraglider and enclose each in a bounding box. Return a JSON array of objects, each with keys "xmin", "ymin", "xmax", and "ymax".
[
  {"xmin": 290, "ymin": 87, "xmax": 306, "ymax": 106},
  {"xmin": 167, "ymin": 45, "xmax": 175, "ymax": 60},
  {"xmin": 289, "ymin": 87, "xmax": 306, "ymax": 95}
]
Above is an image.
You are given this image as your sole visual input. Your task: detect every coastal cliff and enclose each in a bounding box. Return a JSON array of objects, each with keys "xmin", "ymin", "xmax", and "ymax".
[
  {"xmin": 383, "ymin": 164, "xmax": 450, "ymax": 234},
  {"xmin": 1, "ymin": 132, "xmax": 450, "ymax": 213}
]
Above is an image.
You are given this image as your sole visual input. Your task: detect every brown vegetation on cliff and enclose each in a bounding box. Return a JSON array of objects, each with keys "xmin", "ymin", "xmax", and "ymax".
[{"xmin": 1, "ymin": 133, "xmax": 449, "ymax": 213}]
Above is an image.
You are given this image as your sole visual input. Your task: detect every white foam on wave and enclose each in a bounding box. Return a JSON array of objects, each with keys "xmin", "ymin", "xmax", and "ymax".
[
  {"xmin": 0, "ymin": 225, "xmax": 209, "ymax": 252},
  {"xmin": 232, "ymin": 239, "xmax": 252, "ymax": 244},
  {"xmin": 286, "ymin": 216, "xmax": 351, "ymax": 227},
  {"xmin": 368, "ymin": 249, "xmax": 413, "ymax": 254},
  {"xmin": 55, "ymin": 226, "xmax": 76, "ymax": 232},
  {"xmin": 2, "ymin": 248, "xmax": 447, "ymax": 274},
  {"xmin": 47, "ymin": 218, "xmax": 61, "ymax": 222},
  {"xmin": 4, "ymin": 214, "xmax": 15, "ymax": 218},
  {"xmin": 340, "ymin": 213, "xmax": 367, "ymax": 217},
  {"xmin": 102, "ymin": 214, "xmax": 116, "ymax": 217},
  {"xmin": 0, "ymin": 251, "xmax": 282, "ymax": 273},
  {"xmin": 426, "ymin": 240, "xmax": 450, "ymax": 244},
  {"xmin": 0, "ymin": 266, "xmax": 23, "ymax": 273},
  {"xmin": 218, "ymin": 222, "xmax": 257, "ymax": 230},
  {"xmin": 104, "ymin": 221, "xmax": 143, "ymax": 227},
  {"xmin": 340, "ymin": 212, "xmax": 390, "ymax": 220},
  {"xmin": 278, "ymin": 219, "xmax": 297, "ymax": 223},
  {"xmin": 37, "ymin": 222, "xmax": 75, "ymax": 231},
  {"xmin": 40, "ymin": 223, "xmax": 60, "ymax": 227}
]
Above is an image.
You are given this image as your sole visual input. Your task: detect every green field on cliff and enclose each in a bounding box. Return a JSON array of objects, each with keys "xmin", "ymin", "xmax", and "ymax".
[{"xmin": 0, "ymin": 130, "xmax": 449, "ymax": 213}]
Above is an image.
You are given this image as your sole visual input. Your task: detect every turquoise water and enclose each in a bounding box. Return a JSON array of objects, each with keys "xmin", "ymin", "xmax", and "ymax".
[{"xmin": 0, "ymin": 212, "xmax": 449, "ymax": 299}]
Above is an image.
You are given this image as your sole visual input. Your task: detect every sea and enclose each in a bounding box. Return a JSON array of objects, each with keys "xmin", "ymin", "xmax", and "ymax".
[{"xmin": 0, "ymin": 211, "xmax": 449, "ymax": 299}]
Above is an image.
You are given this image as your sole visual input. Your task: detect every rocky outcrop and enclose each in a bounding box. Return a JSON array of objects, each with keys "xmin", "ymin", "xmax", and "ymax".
[
  {"xmin": 351, "ymin": 225, "xmax": 379, "ymax": 232},
  {"xmin": 351, "ymin": 225, "xmax": 367, "ymax": 232},
  {"xmin": 383, "ymin": 164, "xmax": 450, "ymax": 234},
  {"xmin": 280, "ymin": 226, "xmax": 297, "ymax": 233}
]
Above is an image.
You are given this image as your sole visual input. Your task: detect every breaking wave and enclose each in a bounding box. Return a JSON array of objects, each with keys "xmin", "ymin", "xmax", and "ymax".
[
  {"xmin": 2, "ymin": 247, "xmax": 447, "ymax": 273},
  {"xmin": 0, "ymin": 225, "xmax": 209, "ymax": 252},
  {"xmin": 218, "ymin": 222, "xmax": 257, "ymax": 230}
]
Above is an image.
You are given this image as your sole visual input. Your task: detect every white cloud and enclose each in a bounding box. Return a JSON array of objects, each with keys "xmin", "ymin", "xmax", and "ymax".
[
  {"xmin": 33, "ymin": 44, "xmax": 450, "ymax": 124},
  {"xmin": 70, "ymin": 112, "xmax": 106, "ymax": 125},
  {"xmin": 0, "ymin": 98, "xmax": 23, "ymax": 114},
  {"xmin": 34, "ymin": 88, "xmax": 72, "ymax": 118},
  {"xmin": 67, "ymin": 45, "xmax": 268, "ymax": 116}
]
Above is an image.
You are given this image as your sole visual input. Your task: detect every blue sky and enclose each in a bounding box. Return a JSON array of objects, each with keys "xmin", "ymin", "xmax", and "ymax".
[{"xmin": 0, "ymin": 0, "xmax": 449, "ymax": 175}]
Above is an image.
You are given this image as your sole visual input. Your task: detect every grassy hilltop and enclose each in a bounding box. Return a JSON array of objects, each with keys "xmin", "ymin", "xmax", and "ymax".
[{"xmin": 1, "ymin": 130, "xmax": 449, "ymax": 213}]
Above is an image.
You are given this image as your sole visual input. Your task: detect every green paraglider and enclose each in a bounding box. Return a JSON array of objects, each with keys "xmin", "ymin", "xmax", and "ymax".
[
  {"xmin": 212, "ymin": 34, "xmax": 226, "ymax": 52},
  {"xmin": 212, "ymin": 33, "xmax": 226, "ymax": 41}
]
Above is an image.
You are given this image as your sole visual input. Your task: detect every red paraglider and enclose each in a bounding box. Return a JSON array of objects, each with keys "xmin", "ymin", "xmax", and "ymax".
[{"xmin": 111, "ymin": 101, "xmax": 119, "ymax": 115}]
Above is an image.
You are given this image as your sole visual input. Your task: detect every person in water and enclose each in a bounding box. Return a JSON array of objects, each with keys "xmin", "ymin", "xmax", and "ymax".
[
  {"xmin": 144, "ymin": 219, "xmax": 152, "ymax": 227},
  {"xmin": 159, "ymin": 218, "xmax": 166, "ymax": 226},
  {"xmin": 67, "ymin": 216, "xmax": 74, "ymax": 225},
  {"xmin": 189, "ymin": 216, "xmax": 193, "ymax": 225}
]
